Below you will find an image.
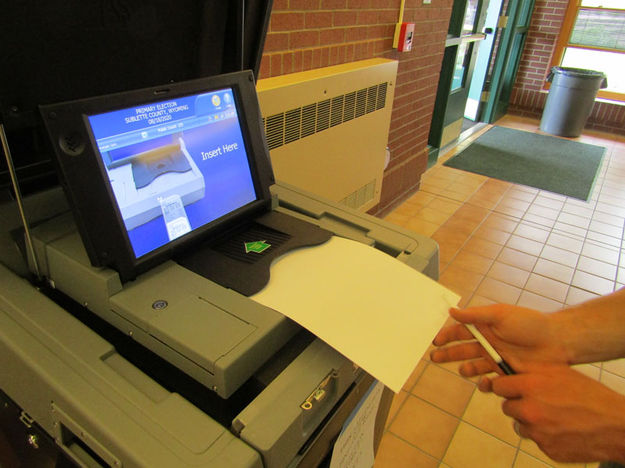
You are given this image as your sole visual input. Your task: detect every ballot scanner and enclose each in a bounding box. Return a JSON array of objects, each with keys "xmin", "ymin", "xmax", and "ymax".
[
  {"xmin": 0, "ymin": 65, "xmax": 440, "ymax": 468},
  {"xmin": 0, "ymin": 178, "xmax": 439, "ymax": 467}
]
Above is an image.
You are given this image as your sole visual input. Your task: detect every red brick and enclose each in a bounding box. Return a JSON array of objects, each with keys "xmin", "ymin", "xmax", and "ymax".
[
  {"xmin": 306, "ymin": 11, "xmax": 333, "ymax": 28},
  {"xmin": 321, "ymin": 0, "xmax": 347, "ymax": 8},
  {"xmin": 320, "ymin": 28, "xmax": 345, "ymax": 45},
  {"xmin": 282, "ymin": 52, "xmax": 293, "ymax": 74},
  {"xmin": 270, "ymin": 54, "xmax": 282, "ymax": 76},
  {"xmin": 290, "ymin": 0, "xmax": 320, "ymax": 9},
  {"xmin": 264, "ymin": 33, "xmax": 289, "ymax": 52},
  {"xmin": 272, "ymin": 0, "xmax": 289, "ymax": 9},
  {"xmin": 371, "ymin": 0, "xmax": 401, "ymax": 7},
  {"xmin": 290, "ymin": 30, "xmax": 320, "ymax": 48},
  {"xmin": 258, "ymin": 56, "xmax": 271, "ymax": 79},
  {"xmin": 358, "ymin": 10, "xmax": 379, "ymax": 25},
  {"xmin": 302, "ymin": 49, "xmax": 313, "ymax": 70},
  {"xmin": 333, "ymin": 11, "xmax": 358, "ymax": 26},
  {"xmin": 378, "ymin": 10, "xmax": 398, "ymax": 24},
  {"xmin": 346, "ymin": 26, "xmax": 369, "ymax": 41},
  {"xmin": 312, "ymin": 48, "xmax": 322, "ymax": 68},
  {"xmin": 270, "ymin": 12, "xmax": 305, "ymax": 31},
  {"xmin": 320, "ymin": 47, "xmax": 330, "ymax": 66},
  {"xmin": 348, "ymin": 0, "xmax": 370, "ymax": 8}
]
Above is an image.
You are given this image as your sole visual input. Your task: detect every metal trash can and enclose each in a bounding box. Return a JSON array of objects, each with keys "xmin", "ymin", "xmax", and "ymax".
[{"xmin": 539, "ymin": 67, "xmax": 607, "ymax": 137}]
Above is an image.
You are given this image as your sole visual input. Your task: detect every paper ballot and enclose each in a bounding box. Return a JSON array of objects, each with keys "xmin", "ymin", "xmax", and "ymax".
[{"xmin": 251, "ymin": 236, "xmax": 460, "ymax": 393}]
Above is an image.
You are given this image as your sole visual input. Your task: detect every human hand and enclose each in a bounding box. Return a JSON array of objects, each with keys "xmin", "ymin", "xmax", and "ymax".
[
  {"xmin": 491, "ymin": 365, "xmax": 625, "ymax": 463},
  {"xmin": 430, "ymin": 304, "xmax": 570, "ymax": 378}
]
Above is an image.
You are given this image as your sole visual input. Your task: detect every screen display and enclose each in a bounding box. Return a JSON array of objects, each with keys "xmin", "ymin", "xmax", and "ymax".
[{"xmin": 87, "ymin": 88, "xmax": 257, "ymax": 259}]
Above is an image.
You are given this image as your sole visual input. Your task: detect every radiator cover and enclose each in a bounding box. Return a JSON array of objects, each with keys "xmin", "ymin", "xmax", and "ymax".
[{"xmin": 256, "ymin": 58, "xmax": 398, "ymax": 212}]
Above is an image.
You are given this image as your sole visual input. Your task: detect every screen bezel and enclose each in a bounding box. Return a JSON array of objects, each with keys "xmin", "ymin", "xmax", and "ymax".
[{"xmin": 41, "ymin": 71, "xmax": 275, "ymax": 281}]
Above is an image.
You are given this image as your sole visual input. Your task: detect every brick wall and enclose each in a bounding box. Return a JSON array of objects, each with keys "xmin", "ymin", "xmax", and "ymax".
[
  {"xmin": 509, "ymin": 0, "xmax": 625, "ymax": 135},
  {"xmin": 260, "ymin": 0, "xmax": 453, "ymax": 215}
]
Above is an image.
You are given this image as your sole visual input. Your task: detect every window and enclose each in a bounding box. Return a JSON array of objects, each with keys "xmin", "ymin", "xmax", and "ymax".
[{"xmin": 551, "ymin": 0, "xmax": 625, "ymax": 101}]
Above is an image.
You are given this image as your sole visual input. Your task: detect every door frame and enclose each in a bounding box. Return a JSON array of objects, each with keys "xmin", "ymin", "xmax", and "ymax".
[{"xmin": 481, "ymin": 0, "xmax": 536, "ymax": 123}]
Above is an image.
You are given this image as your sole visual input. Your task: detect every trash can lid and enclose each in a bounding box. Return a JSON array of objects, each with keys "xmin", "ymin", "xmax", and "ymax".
[{"xmin": 551, "ymin": 66, "xmax": 605, "ymax": 78}]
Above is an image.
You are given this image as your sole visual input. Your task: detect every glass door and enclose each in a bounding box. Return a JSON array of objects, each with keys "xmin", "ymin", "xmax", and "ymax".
[
  {"xmin": 482, "ymin": 0, "xmax": 536, "ymax": 123},
  {"xmin": 428, "ymin": 0, "xmax": 489, "ymax": 165}
]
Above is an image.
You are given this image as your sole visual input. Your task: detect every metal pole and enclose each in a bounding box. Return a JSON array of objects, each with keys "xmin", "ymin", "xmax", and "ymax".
[{"xmin": 0, "ymin": 123, "xmax": 41, "ymax": 279}]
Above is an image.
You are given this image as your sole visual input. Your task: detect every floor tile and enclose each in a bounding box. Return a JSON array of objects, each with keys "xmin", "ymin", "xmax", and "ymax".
[
  {"xmin": 386, "ymin": 390, "xmax": 409, "ymax": 429},
  {"xmin": 545, "ymin": 232, "xmax": 584, "ymax": 254},
  {"xmin": 463, "ymin": 237, "xmax": 504, "ymax": 259},
  {"xmin": 524, "ymin": 273, "xmax": 569, "ymax": 302},
  {"xmin": 411, "ymin": 364, "xmax": 475, "ymax": 417},
  {"xmin": 576, "ymin": 256, "xmax": 617, "ymax": 281},
  {"xmin": 405, "ymin": 218, "xmax": 441, "ymax": 237},
  {"xmin": 476, "ymin": 277, "xmax": 522, "ymax": 304},
  {"xmin": 462, "ymin": 389, "xmax": 520, "ymax": 446},
  {"xmin": 439, "ymin": 264, "xmax": 484, "ymax": 293},
  {"xmin": 420, "ymin": 206, "xmax": 455, "ymax": 225},
  {"xmin": 517, "ymin": 290, "xmax": 563, "ymax": 312},
  {"xmin": 482, "ymin": 213, "xmax": 520, "ymax": 233},
  {"xmin": 403, "ymin": 359, "xmax": 428, "ymax": 392},
  {"xmin": 513, "ymin": 223, "xmax": 550, "ymax": 243},
  {"xmin": 487, "ymin": 261, "xmax": 530, "ymax": 288},
  {"xmin": 497, "ymin": 247, "xmax": 539, "ymax": 271},
  {"xmin": 539, "ymin": 245, "xmax": 579, "ymax": 268},
  {"xmin": 443, "ymin": 422, "xmax": 517, "ymax": 468},
  {"xmin": 473, "ymin": 225, "xmax": 512, "ymax": 245},
  {"xmin": 374, "ymin": 433, "xmax": 439, "ymax": 468},
  {"xmin": 600, "ymin": 370, "xmax": 625, "ymax": 396},
  {"xmin": 448, "ymin": 250, "xmax": 494, "ymax": 275},
  {"xmin": 565, "ymin": 286, "xmax": 600, "ymax": 305},
  {"xmin": 571, "ymin": 270, "xmax": 615, "ymax": 295},
  {"xmin": 389, "ymin": 396, "xmax": 459, "ymax": 459},
  {"xmin": 513, "ymin": 451, "xmax": 552, "ymax": 468},
  {"xmin": 581, "ymin": 242, "xmax": 620, "ymax": 265},
  {"xmin": 602, "ymin": 358, "xmax": 625, "ymax": 378},
  {"xmin": 506, "ymin": 235, "xmax": 544, "ymax": 257},
  {"xmin": 532, "ymin": 258, "xmax": 574, "ymax": 284}
]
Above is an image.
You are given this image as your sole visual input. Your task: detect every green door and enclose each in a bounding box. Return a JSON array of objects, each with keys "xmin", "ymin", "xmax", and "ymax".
[
  {"xmin": 428, "ymin": 0, "xmax": 489, "ymax": 166},
  {"xmin": 482, "ymin": 0, "xmax": 536, "ymax": 123}
]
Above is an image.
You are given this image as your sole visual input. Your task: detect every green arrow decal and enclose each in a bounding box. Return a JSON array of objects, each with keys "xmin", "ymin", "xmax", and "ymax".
[{"xmin": 244, "ymin": 240, "xmax": 271, "ymax": 254}]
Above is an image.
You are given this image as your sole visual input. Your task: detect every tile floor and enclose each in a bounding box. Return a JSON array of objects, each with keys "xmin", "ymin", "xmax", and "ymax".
[{"xmin": 373, "ymin": 114, "xmax": 625, "ymax": 468}]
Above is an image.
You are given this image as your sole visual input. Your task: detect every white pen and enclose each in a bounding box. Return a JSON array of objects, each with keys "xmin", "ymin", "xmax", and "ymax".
[{"xmin": 465, "ymin": 323, "xmax": 516, "ymax": 375}]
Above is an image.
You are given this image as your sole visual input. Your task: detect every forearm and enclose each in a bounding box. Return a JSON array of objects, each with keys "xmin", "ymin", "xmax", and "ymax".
[{"xmin": 551, "ymin": 287, "xmax": 625, "ymax": 364}]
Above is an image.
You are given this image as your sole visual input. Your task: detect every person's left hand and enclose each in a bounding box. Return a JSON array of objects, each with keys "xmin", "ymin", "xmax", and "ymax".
[{"xmin": 491, "ymin": 364, "xmax": 625, "ymax": 464}]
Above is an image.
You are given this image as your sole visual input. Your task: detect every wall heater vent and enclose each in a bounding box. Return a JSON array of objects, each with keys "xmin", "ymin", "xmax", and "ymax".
[
  {"xmin": 262, "ymin": 82, "xmax": 389, "ymax": 151},
  {"xmin": 256, "ymin": 58, "xmax": 398, "ymax": 212}
]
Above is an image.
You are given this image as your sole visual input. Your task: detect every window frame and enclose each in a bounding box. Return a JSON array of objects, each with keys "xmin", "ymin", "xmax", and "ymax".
[{"xmin": 548, "ymin": 0, "xmax": 625, "ymax": 102}]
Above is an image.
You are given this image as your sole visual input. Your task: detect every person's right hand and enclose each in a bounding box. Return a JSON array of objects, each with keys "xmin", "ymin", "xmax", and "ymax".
[{"xmin": 430, "ymin": 304, "xmax": 571, "ymax": 384}]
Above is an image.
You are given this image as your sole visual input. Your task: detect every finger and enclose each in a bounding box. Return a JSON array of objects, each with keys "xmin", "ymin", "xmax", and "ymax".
[
  {"xmin": 477, "ymin": 376, "xmax": 494, "ymax": 392},
  {"xmin": 512, "ymin": 420, "xmax": 530, "ymax": 439},
  {"xmin": 501, "ymin": 398, "xmax": 525, "ymax": 421},
  {"xmin": 432, "ymin": 322, "xmax": 474, "ymax": 346},
  {"xmin": 491, "ymin": 375, "xmax": 528, "ymax": 399},
  {"xmin": 459, "ymin": 358, "xmax": 498, "ymax": 377},
  {"xmin": 450, "ymin": 305, "xmax": 502, "ymax": 326},
  {"xmin": 430, "ymin": 342, "xmax": 485, "ymax": 363}
]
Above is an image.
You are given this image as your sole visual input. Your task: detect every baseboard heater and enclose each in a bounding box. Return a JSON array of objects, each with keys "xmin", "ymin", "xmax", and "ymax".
[{"xmin": 256, "ymin": 58, "xmax": 398, "ymax": 212}]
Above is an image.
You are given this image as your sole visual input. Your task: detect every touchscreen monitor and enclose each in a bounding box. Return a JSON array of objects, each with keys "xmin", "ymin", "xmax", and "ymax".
[{"xmin": 41, "ymin": 71, "xmax": 274, "ymax": 280}]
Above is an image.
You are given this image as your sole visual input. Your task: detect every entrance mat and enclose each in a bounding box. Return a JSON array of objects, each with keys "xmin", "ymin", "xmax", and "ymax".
[{"xmin": 443, "ymin": 126, "xmax": 605, "ymax": 200}]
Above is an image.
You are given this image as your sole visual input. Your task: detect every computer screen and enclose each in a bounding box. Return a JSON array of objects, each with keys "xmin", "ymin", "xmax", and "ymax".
[
  {"xmin": 86, "ymin": 88, "xmax": 257, "ymax": 259},
  {"xmin": 41, "ymin": 71, "xmax": 274, "ymax": 280}
]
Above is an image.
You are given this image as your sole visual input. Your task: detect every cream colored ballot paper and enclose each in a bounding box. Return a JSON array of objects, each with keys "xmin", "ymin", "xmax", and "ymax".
[{"xmin": 251, "ymin": 236, "xmax": 460, "ymax": 393}]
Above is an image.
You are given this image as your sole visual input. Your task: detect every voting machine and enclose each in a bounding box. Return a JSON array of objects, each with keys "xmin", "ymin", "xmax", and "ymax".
[{"xmin": 0, "ymin": 3, "xmax": 440, "ymax": 467}]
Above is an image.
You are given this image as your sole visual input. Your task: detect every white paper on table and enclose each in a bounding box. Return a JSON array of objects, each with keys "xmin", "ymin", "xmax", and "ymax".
[
  {"xmin": 329, "ymin": 380, "xmax": 385, "ymax": 468},
  {"xmin": 251, "ymin": 236, "xmax": 460, "ymax": 393}
]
